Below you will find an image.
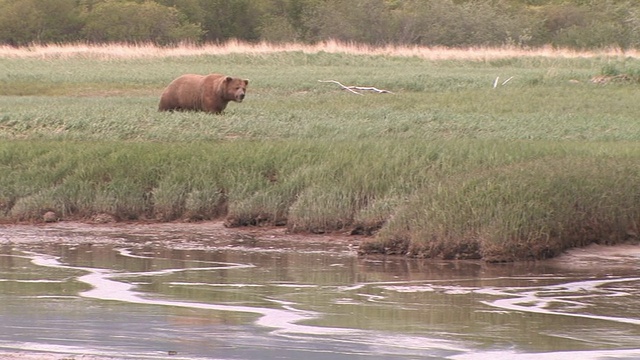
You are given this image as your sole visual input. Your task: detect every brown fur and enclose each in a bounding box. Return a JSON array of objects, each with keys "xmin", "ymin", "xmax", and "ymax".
[{"xmin": 158, "ymin": 74, "xmax": 249, "ymax": 114}]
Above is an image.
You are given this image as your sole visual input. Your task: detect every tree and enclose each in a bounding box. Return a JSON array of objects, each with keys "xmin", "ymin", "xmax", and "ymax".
[
  {"xmin": 252, "ymin": 0, "xmax": 322, "ymax": 43},
  {"xmin": 197, "ymin": 0, "xmax": 261, "ymax": 42},
  {"xmin": 82, "ymin": 0, "xmax": 203, "ymax": 44},
  {"xmin": 0, "ymin": 0, "xmax": 84, "ymax": 45},
  {"xmin": 155, "ymin": 0, "xmax": 206, "ymax": 25},
  {"xmin": 2, "ymin": 0, "xmax": 640, "ymax": 49},
  {"xmin": 305, "ymin": 0, "xmax": 393, "ymax": 45}
]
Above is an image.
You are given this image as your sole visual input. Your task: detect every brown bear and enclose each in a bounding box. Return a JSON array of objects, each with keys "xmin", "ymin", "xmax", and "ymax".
[{"xmin": 158, "ymin": 74, "xmax": 248, "ymax": 114}]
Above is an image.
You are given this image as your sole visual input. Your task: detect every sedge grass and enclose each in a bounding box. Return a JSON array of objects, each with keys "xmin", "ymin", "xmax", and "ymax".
[{"xmin": 0, "ymin": 45, "xmax": 639, "ymax": 261}]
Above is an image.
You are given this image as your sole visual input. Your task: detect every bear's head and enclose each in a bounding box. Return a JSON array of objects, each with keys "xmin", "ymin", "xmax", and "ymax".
[{"xmin": 225, "ymin": 77, "xmax": 249, "ymax": 103}]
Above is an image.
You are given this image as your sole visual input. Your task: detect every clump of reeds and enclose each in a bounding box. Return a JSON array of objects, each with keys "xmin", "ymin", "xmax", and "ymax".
[{"xmin": 362, "ymin": 154, "xmax": 640, "ymax": 262}]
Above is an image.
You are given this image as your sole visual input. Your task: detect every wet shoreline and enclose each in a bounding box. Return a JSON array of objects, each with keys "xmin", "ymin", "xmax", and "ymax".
[{"xmin": 0, "ymin": 221, "xmax": 358, "ymax": 252}]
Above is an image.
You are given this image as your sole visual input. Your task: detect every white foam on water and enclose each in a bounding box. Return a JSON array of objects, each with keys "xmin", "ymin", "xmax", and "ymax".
[
  {"xmin": 25, "ymin": 247, "xmax": 639, "ymax": 358},
  {"xmin": 0, "ymin": 279, "xmax": 65, "ymax": 283},
  {"xmin": 380, "ymin": 285, "xmax": 436, "ymax": 292},
  {"xmin": 480, "ymin": 276, "xmax": 640, "ymax": 325},
  {"xmin": 20, "ymin": 250, "xmax": 474, "ymax": 358},
  {"xmin": 449, "ymin": 348, "xmax": 640, "ymax": 360},
  {"xmin": 376, "ymin": 276, "xmax": 640, "ymax": 326},
  {"xmin": 25, "ymin": 252, "xmax": 355, "ymax": 337},
  {"xmin": 271, "ymin": 283, "xmax": 318, "ymax": 288},
  {"xmin": 29, "ymin": 295, "xmax": 78, "ymax": 299},
  {"xmin": 168, "ymin": 281, "xmax": 263, "ymax": 287},
  {"xmin": 115, "ymin": 248, "xmax": 155, "ymax": 259},
  {"xmin": 337, "ymin": 284, "xmax": 365, "ymax": 292},
  {"xmin": 0, "ymin": 340, "xmax": 218, "ymax": 359}
]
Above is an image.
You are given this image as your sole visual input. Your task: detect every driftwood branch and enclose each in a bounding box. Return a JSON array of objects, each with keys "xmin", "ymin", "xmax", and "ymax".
[
  {"xmin": 318, "ymin": 80, "xmax": 393, "ymax": 95},
  {"xmin": 493, "ymin": 76, "xmax": 514, "ymax": 88}
]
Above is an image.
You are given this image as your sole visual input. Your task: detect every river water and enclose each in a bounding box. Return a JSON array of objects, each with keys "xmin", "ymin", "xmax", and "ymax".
[{"xmin": 1, "ymin": 223, "xmax": 640, "ymax": 359}]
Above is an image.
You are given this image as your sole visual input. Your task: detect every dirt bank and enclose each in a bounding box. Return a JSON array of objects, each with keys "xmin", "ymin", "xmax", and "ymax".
[
  {"xmin": 2, "ymin": 221, "xmax": 638, "ymax": 261},
  {"xmin": 0, "ymin": 221, "xmax": 361, "ymax": 257},
  {"xmin": 547, "ymin": 242, "xmax": 640, "ymax": 270}
]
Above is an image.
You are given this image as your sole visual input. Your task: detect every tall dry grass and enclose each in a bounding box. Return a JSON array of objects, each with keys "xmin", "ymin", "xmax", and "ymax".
[{"xmin": 1, "ymin": 40, "xmax": 639, "ymax": 60}]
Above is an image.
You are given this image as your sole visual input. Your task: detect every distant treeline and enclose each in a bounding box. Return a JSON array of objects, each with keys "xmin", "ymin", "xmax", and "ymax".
[{"xmin": 2, "ymin": 0, "xmax": 640, "ymax": 49}]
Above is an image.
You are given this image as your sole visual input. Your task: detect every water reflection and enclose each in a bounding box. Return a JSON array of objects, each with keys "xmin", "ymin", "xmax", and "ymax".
[{"xmin": 1, "ymin": 223, "xmax": 640, "ymax": 359}]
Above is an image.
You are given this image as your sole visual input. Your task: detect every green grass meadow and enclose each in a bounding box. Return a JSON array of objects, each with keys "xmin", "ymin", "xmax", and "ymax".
[{"xmin": 1, "ymin": 50, "xmax": 639, "ymax": 261}]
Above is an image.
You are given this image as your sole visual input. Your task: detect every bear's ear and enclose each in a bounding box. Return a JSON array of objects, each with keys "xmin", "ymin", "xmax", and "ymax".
[
  {"xmin": 225, "ymin": 76, "xmax": 233, "ymax": 82},
  {"xmin": 243, "ymin": 79, "xmax": 249, "ymax": 86}
]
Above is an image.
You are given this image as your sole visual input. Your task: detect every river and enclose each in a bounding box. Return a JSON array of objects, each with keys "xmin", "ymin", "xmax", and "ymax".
[{"xmin": 1, "ymin": 223, "xmax": 639, "ymax": 359}]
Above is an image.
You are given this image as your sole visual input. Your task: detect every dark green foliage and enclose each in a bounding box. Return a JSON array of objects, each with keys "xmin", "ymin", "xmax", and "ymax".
[
  {"xmin": 82, "ymin": 0, "xmax": 203, "ymax": 44},
  {"xmin": 2, "ymin": 0, "xmax": 640, "ymax": 49},
  {"xmin": 0, "ymin": 0, "xmax": 84, "ymax": 45}
]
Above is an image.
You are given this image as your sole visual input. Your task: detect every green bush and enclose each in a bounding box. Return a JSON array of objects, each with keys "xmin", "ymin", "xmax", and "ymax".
[{"xmin": 82, "ymin": 0, "xmax": 203, "ymax": 44}]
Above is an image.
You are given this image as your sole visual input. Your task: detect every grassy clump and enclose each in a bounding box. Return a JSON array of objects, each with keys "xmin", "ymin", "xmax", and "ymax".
[
  {"xmin": 364, "ymin": 151, "xmax": 639, "ymax": 262},
  {"xmin": 0, "ymin": 48, "xmax": 639, "ymax": 261}
]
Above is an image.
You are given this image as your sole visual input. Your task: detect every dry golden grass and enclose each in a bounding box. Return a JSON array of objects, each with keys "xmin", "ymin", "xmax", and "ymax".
[{"xmin": 1, "ymin": 40, "xmax": 639, "ymax": 60}]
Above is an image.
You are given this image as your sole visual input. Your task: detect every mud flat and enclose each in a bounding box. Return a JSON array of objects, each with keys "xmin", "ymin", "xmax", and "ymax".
[{"xmin": 549, "ymin": 243, "xmax": 640, "ymax": 271}]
